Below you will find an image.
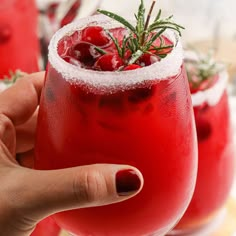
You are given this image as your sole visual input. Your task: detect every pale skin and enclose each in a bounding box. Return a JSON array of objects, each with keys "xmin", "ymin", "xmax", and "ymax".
[{"xmin": 0, "ymin": 72, "xmax": 143, "ymax": 235}]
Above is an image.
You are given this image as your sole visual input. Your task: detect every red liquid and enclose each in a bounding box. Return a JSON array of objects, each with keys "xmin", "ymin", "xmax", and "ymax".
[
  {"xmin": 175, "ymin": 86, "xmax": 235, "ymax": 230},
  {"xmin": 0, "ymin": 0, "xmax": 40, "ymax": 78},
  {"xmin": 35, "ymin": 69, "xmax": 197, "ymax": 235},
  {"xmin": 35, "ymin": 24, "xmax": 197, "ymax": 235},
  {"xmin": 31, "ymin": 217, "xmax": 61, "ymax": 236}
]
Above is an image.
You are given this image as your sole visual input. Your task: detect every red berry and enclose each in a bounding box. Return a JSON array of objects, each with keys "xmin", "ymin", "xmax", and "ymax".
[
  {"xmin": 196, "ymin": 119, "xmax": 212, "ymax": 141},
  {"xmin": 124, "ymin": 64, "xmax": 142, "ymax": 71},
  {"xmin": 0, "ymin": 24, "xmax": 12, "ymax": 44},
  {"xmin": 70, "ymin": 42, "xmax": 101, "ymax": 66},
  {"xmin": 137, "ymin": 53, "xmax": 160, "ymax": 66},
  {"xmin": 57, "ymin": 36, "xmax": 73, "ymax": 56},
  {"xmin": 94, "ymin": 54, "xmax": 124, "ymax": 71},
  {"xmin": 128, "ymin": 87, "xmax": 155, "ymax": 103},
  {"xmin": 81, "ymin": 26, "xmax": 110, "ymax": 47}
]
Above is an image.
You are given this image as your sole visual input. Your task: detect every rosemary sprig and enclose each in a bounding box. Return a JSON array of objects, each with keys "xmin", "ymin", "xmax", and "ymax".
[
  {"xmin": 185, "ymin": 50, "xmax": 225, "ymax": 89},
  {"xmin": 2, "ymin": 70, "xmax": 25, "ymax": 85},
  {"xmin": 97, "ymin": 0, "xmax": 184, "ymax": 64}
]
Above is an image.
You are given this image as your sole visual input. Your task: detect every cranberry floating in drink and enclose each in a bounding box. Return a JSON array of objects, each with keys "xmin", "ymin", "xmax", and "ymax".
[
  {"xmin": 35, "ymin": 1, "xmax": 197, "ymax": 235},
  {"xmin": 169, "ymin": 51, "xmax": 235, "ymax": 235}
]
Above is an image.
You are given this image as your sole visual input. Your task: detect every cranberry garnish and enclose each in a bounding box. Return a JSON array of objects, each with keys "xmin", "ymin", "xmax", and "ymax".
[
  {"xmin": 124, "ymin": 64, "xmax": 142, "ymax": 71},
  {"xmin": 70, "ymin": 42, "xmax": 101, "ymax": 66},
  {"xmin": 94, "ymin": 54, "xmax": 124, "ymax": 71},
  {"xmin": 58, "ymin": 36, "xmax": 73, "ymax": 56},
  {"xmin": 128, "ymin": 87, "xmax": 155, "ymax": 103},
  {"xmin": 196, "ymin": 120, "xmax": 212, "ymax": 141},
  {"xmin": 0, "ymin": 24, "xmax": 12, "ymax": 44},
  {"xmin": 81, "ymin": 26, "xmax": 110, "ymax": 47},
  {"xmin": 137, "ymin": 53, "xmax": 160, "ymax": 66}
]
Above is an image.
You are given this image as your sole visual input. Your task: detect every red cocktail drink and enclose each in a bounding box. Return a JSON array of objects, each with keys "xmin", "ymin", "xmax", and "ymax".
[
  {"xmin": 170, "ymin": 55, "xmax": 235, "ymax": 235},
  {"xmin": 31, "ymin": 217, "xmax": 61, "ymax": 236},
  {"xmin": 0, "ymin": 0, "xmax": 40, "ymax": 78},
  {"xmin": 35, "ymin": 14, "xmax": 197, "ymax": 236}
]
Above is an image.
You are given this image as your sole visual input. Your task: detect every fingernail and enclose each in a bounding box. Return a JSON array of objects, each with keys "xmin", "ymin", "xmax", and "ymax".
[{"xmin": 116, "ymin": 169, "xmax": 141, "ymax": 196}]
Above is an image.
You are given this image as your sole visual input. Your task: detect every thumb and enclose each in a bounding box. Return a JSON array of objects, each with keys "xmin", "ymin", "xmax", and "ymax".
[{"xmin": 10, "ymin": 164, "xmax": 143, "ymax": 221}]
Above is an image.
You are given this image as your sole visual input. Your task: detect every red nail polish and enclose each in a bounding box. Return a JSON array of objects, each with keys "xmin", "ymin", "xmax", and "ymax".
[{"xmin": 116, "ymin": 169, "xmax": 141, "ymax": 196}]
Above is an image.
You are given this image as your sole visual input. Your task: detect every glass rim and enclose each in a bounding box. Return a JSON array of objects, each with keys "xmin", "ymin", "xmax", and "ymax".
[
  {"xmin": 48, "ymin": 14, "xmax": 183, "ymax": 93},
  {"xmin": 191, "ymin": 69, "xmax": 228, "ymax": 107}
]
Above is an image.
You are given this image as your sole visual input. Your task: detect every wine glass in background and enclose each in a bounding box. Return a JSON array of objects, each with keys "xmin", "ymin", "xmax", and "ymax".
[
  {"xmin": 37, "ymin": 0, "xmax": 102, "ymax": 68},
  {"xmin": 168, "ymin": 51, "xmax": 235, "ymax": 235},
  {"xmin": 34, "ymin": 14, "xmax": 197, "ymax": 236},
  {"xmin": 0, "ymin": 0, "xmax": 41, "ymax": 78}
]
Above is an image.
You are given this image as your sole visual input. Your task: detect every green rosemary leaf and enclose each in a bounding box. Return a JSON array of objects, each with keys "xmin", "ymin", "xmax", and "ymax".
[
  {"xmin": 105, "ymin": 29, "xmax": 123, "ymax": 57},
  {"xmin": 144, "ymin": 28, "xmax": 166, "ymax": 51},
  {"xmin": 127, "ymin": 39, "xmax": 135, "ymax": 53},
  {"xmin": 166, "ymin": 15, "xmax": 174, "ymax": 21},
  {"xmin": 97, "ymin": 9, "xmax": 136, "ymax": 33},
  {"xmin": 154, "ymin": 9, "xmax": 162, "ymax": 21},
  {"xmin": 94, "ymin": 47, "xmax": 107, "ymax": 55},
  {"xmin": 128, "ymin": 50, "xmax": 143, "ymax": 65},
  {"xmin": 3, "ymin": 70, "xmax": 25, "ymax": 84},
  {"xmin": 136, "ymin": 0, "xmax": 145, "ymax": 37},
  {"xmin": 149, "ymin": 25, "xmax": 182, "ymax": 36},
  {"xmin": 97, "ymin": 1, "xmax": 184, "ymax": 65},
  {"xmin": 153, "ymin": 45, "xmax": 174, "ymax": 51},
  {"xmin": 121, "ymin": 35, "xmax": 129, "ymax": 58},
  {"xmin": 150, "ymin": 20, "xmax": 184, "ymax": 28},
  {"xmin": 132, "ymin": 37, "xmax": 139, "ymax": 51}
]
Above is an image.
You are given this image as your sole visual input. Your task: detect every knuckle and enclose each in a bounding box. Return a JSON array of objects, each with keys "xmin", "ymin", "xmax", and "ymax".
[{"xmin": 73, "ymin": 169, "xmax": 108, "ymax": 204}]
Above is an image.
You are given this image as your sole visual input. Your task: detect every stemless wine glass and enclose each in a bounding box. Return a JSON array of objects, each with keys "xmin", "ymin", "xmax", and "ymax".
[
  {"xmin": 169, "ymin": 57, "xmax": 235, "ymax": 236},
  {"xmin": 35, "ymin": 15, "xmax": 197, "ymax": 236},
  {"xmin": 0, "ymin": 0, "xmax": 40, "ymax": 78}
]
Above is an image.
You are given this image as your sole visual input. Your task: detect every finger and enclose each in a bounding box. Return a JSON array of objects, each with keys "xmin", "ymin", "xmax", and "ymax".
[
  {"xmin": 15, "ymin": 110, "xmax": 38, "ymax": 153},
  {"xmin": 16, "ymin": 149, "xmax": 34, "ymax": 169},
  {"xmin": 0, "ymin": 114, "xmax": 16, "ymax": 155},
  {"xmin": 0, "ymin": 72, "xmax": 44, "ymax": 126},
  {"xmin": 7, "ymin": 164, "xmax": 143, "ymax": 221}
]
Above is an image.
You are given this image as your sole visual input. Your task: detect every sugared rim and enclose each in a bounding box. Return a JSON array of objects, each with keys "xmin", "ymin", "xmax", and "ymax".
[
  {"xmin": 48, "ymin": 14, "xmax": 183, "ymax": 93},
  {"xmin": 191, "ymin": 69, "xmax": 228, "ymax": 107}
]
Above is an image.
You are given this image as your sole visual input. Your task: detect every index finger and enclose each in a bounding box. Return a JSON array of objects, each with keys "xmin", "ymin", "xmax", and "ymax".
[{"xmin": 0, "ymin": 72, "xmax": 45, "ymax": 126}]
